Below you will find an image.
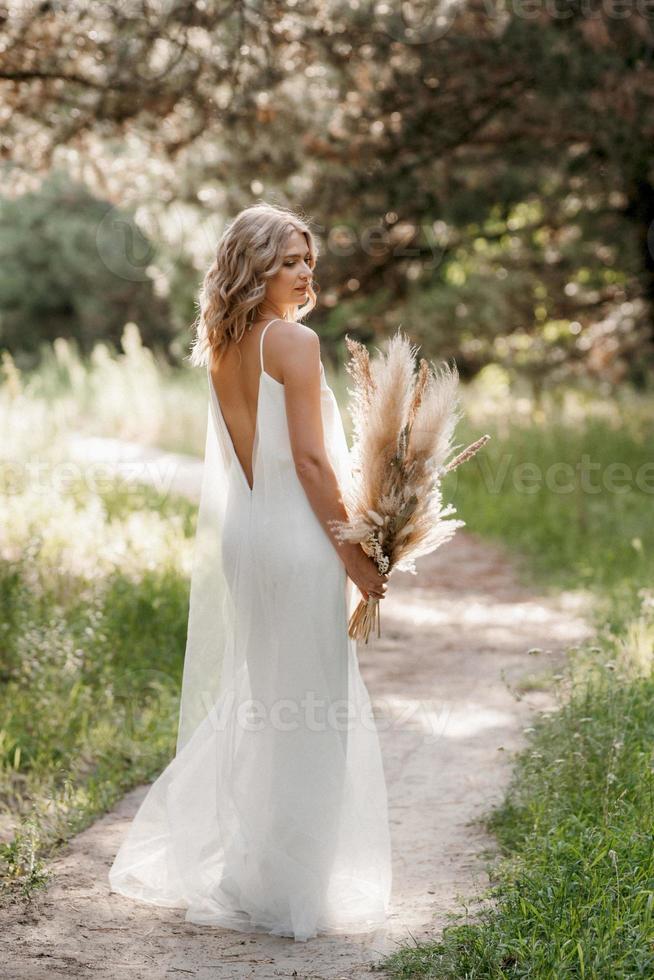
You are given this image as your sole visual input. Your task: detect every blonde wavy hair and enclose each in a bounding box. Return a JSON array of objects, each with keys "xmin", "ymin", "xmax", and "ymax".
[{"xmin": 188, "ymin": 202, "xmax": 319, "ymax": 369}]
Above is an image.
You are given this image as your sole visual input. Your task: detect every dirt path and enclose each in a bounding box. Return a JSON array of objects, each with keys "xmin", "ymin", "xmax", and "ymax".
[{"xmin": 1, "ymin": 435, "xmax": 594, "ymax": 979}]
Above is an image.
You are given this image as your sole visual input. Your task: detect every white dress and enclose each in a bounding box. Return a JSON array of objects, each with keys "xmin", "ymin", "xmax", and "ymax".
[{"xmin": 108, "ymin": 318, "xmax": 392, "ymax": 942}]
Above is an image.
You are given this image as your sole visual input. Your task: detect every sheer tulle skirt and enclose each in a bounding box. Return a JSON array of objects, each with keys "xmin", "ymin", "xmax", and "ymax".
[{"xmin": 107, "ymin": 538, "xmax": 392, "ymax": 940}]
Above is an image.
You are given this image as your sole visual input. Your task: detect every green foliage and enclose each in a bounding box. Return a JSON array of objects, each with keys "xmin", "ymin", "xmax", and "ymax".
[
  {"xmin": 1, "ymin": 325, "xmax": 207, "ymax": 457},
  {"xmin": 454, "ymin": 387, "xmax": 654, "ymax": 597},
  {"xmin": 380, "ymin": 646, "xmax": 654, "ymax": 979},
  {"xmin": 0, "ymin": 169, "xmax": 174, "ymax": 364},
  {"xmin": 0, "ymin": 474, "xmax": 194, "ymax": 899},
  {"xmin": 2, "ymin": 6, "xmax": 654, "ymax": 387},
  {"xmin": 379, "ymin": 389, "xmax": 654, "ymax": 978}
]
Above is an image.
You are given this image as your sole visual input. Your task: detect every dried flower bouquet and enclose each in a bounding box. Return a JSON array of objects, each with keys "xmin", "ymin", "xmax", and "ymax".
[{"xmin": 329, "ymin": 330, "xmax": 490, "ymax": 643}]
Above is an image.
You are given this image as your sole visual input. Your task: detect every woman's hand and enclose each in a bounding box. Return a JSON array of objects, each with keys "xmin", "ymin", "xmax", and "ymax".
[{"xmin": 345, "ymin": 546, "xmax": 390, "ymax": 601}]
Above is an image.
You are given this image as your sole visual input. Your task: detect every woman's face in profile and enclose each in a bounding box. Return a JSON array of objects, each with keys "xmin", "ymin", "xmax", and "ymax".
[{"xmin": 266, "ymin": 228, "xmax": 314, "ymax": 311}]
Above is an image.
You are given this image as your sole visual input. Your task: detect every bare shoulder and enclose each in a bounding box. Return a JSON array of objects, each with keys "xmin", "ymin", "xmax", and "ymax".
[
  {"xmin": 271, "ymin": 319, "xmax": 319, "ymax": 349},
  {"xmin": 269, "ymin": 320, "xmax": 320, "ymax": 379}
]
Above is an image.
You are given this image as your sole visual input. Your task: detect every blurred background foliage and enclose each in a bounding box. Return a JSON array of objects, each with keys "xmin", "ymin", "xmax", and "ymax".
[
  {"xmin": 0, "ymin": 171, "xmax": 174, "ymax": 356},
  {"xmin": 0, "ymin": 0, "xmax": 652, "ymax": 390}
]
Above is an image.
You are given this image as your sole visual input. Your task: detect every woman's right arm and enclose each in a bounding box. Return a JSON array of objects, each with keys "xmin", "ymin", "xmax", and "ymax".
[{"xmin": 280, "ymin": 325, "xmax": 388, "ymax": 601}]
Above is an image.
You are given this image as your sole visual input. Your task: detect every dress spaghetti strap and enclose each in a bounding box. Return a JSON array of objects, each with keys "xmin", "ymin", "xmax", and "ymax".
[{"xmin": 259, "ymin": 317, "xmax": 281, "ymax": 374}]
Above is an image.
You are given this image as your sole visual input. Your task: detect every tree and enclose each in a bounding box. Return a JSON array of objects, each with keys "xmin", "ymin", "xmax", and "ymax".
[
  {"xmin": 1, "ymin": 1, "xmax": 652, "ymax": 385},
  {"xmin": 0, "ymin": 169, "xmax": 173, "ymax": 362}
]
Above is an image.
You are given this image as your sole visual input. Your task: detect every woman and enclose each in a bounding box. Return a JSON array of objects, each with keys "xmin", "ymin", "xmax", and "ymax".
[{"xmin": 108, "ymin": 202, "xmax": 392, "ymax": 942}]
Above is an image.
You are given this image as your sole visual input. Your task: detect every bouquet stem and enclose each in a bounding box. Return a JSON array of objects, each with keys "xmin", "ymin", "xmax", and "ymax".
[{"xmin": 348, "ymin": 595, "xmax": 381, "ymax": 643}]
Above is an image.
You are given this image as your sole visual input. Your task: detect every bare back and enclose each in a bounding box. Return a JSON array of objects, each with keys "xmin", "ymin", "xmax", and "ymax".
[
  {"xmin": 209, "ymin": 317, "xmax": 326, "ymax": 492},
  {"xmin": 209, "ymin": 318, "xmax": 286, "ymax": 491}
]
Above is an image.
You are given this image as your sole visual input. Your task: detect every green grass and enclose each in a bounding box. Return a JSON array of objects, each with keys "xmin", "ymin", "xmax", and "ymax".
[
  {"xmin": 0, "ymin": 475, "xmax": 195, "ymax": 900},
  {"xmin": 379, "ymin": 651, "xmax": 654, "ymax": 978},
  {"xmin": 1, "ymin": 326, "xmax": 207, "ymax": 458},
  {"xmin": 452, "ymin": 420, "xmax": 652, "ymax": 594},
  {"xmin": 377, "ymin": 378, "xmax": 654, "ymax": 978},
  {"xmin": 0, "ymin": 333, "xmax": 222, "ymax": 900}
]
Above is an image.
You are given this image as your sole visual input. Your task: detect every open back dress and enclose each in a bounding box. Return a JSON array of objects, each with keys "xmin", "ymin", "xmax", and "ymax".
[{"xmin": 107, "ymin": 318, "xmax": 392, "ymax": 942}]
